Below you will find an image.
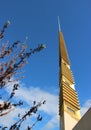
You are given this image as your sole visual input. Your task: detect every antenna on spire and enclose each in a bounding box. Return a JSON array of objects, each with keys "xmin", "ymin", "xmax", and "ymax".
[{"xmin": 58, "ymin": 16, "xmax": 61, "ymax": 32}]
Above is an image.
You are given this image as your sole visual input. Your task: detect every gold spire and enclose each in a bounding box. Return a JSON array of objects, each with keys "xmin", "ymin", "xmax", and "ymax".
[{"xmin": 59, "ymin": 22, "xmax": 81, "ymax": 130}]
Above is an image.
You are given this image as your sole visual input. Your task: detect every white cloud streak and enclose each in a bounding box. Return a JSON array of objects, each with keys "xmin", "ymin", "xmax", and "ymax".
[
  {"xmin": 1, "ymin": 81, "xmax": 91, "ymax": 130},
  {"xmin": 0, "ymin": 82, "xmax": 59, "ymax": 129},
  {"xmin": 42, "ymin": 115, "xmax": 59, "ymax": 130},
  {"xmin": 0, "ymin": 107, "xmax": 27, "ymax": 127},
  {"xmin": 81, "ymin": 99, "xmax": 91, "ymax": 116},
  {"xmin": 6, "ymin": 84, "xmax": 59, "ymax": 115}
]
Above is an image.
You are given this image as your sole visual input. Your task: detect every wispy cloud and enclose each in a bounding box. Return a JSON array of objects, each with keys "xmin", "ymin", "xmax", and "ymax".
[
  {"xmin": 0, "ymin": 82, "xmax": 59, "ymax": 129},
  {"xmin": 81, "ymin": 99, "xmax": 91, "ymax": 116},
  {"xmin": 3, "ymin": 82, "xmax": 91, "ymax": 129},
  {"xmin": 3, "ymin": 81, "xmax": 91, "ymax": 130},
  {"xmin": 0, "ymin": 107, "xmax": 27, "ymax": 127},
  {"xmin": 42, "ymin": 115, "xmax": 59, "ymax": 130}
]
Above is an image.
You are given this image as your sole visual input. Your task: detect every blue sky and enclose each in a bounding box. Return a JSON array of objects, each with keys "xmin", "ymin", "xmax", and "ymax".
[{"xmin": 0, "ymin": 0, "xmax": 91, "ymax": 130}]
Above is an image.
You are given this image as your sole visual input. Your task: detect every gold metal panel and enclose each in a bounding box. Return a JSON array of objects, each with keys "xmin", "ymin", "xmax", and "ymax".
[
  {"xmin": 59, "ymin": 32, "xmax": 70, "ymax": 65},
  {"xmin": 61, "ymin": 62, "xmax": 74, "ymax": 83}
]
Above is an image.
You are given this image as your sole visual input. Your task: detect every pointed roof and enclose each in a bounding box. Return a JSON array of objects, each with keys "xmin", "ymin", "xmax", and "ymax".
[
  {"xmin": 59, "ymin": 30, "xmax": 70, "ymax": 65},
  {"xmin": 58, "ymin": 17, "xmax": 70, "ymax": 65}
]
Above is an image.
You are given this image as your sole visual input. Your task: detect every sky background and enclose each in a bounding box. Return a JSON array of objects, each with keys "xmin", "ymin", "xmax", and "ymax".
[{"xmin": 0, "ymin": 0, "xmax": 91, "ymax": 130}]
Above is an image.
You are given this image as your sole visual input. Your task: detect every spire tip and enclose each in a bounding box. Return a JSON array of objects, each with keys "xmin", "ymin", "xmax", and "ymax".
[{"xmin": 58, "ymin": 16, "xmax": 61, "ymax": 32}]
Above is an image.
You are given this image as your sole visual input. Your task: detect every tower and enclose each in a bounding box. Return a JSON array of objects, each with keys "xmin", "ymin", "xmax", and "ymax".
[{"xmin": 59, "ymin": 23, "xmax": 81, "ymax": 130}]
